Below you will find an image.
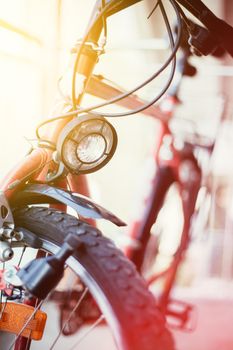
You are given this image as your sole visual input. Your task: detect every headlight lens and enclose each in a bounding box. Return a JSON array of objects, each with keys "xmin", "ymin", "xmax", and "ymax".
[
  {"xmin": 76, "ymin": 134, "xmax": 107, "ymax": 163},
  {"xmin": 57, "ymin": 114, "xmax": 117, "ymax": 174}
]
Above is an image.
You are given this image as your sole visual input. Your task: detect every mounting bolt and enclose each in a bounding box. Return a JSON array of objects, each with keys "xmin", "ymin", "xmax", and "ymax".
[{"xmin": 0, "ymin": 241, "xmax": 14, "ymax": 262}]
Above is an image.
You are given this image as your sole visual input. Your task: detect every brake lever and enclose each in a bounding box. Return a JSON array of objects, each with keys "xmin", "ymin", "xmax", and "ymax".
[
  {"xmin": 175, "ymin": 0, "xmax": 232, "ymax": 57},
  {"xmin": 188, "ymin": 22, "xmax": 221, "ymax": 57}
]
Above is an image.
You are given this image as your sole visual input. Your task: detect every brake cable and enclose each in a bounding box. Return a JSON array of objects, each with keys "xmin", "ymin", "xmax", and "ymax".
[{"xmin": 36, "ymin": 0, "xmax": 183, "ymax": 140}]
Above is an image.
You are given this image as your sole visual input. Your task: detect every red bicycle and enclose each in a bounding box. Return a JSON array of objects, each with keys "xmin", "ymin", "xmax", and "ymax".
[
  {"xmin": 0, "ymin": 1, "xmax": 232, "ymax": 349},
  {"xmin": 87, "ymin": 27, "xmax": 225, "ymax": 331}
]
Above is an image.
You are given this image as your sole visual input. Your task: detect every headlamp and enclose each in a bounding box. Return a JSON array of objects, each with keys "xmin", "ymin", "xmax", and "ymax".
[{"xmin": 57, "ymin": 114, "xmax": 117, "ymax": 174}]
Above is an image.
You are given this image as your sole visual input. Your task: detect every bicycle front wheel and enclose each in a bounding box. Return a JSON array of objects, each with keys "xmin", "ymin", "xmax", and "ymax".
[{"xmin": 0, "ymin": 206, "xmax": 174, "ymax": 350}]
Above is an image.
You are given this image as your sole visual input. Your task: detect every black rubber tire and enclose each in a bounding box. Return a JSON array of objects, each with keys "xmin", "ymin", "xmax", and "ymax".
[{"xmin": 13, "ymin": 206, "xmax": 175, "ymax": 350}]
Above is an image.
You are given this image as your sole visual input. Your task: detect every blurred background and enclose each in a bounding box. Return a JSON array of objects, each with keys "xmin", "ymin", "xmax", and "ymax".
[{"xmin": 0, "ymin": 1, "xmax": 233, "ymax": 349}]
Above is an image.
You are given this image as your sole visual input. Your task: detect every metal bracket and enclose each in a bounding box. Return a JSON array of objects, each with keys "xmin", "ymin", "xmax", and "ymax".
[
  {"xmin": 46, "ymin": 161, "xmax": 66, "ymax": 183},
  {"xmin": 71, "ymin": 40, "xmax": 105, "ymax": 55},
  {"xmin": 0, "ymin": 191, "xmax": 14, "ymax": 233}
]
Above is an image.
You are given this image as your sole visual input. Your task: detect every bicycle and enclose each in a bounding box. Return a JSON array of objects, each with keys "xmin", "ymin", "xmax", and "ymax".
[
  {"xmin": 86, "ymin": 32, "xmax": 225, "ymax": 333},
  {"xmin": 83, "ymin": 6, "xmax": 230, "ymax": 331},
  {"xmin": 0, "ymin": 0, "xmax": 232, "ymax": 350},
  {"xmin": 124, "ymin": 49, "xmax": 222, "ymax": 330}
]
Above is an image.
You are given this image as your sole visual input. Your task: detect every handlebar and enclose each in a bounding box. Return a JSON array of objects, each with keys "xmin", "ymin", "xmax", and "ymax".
[
  {"xmin": 39, "ymin": 0, "xmax": 233, "ymax": 135},
  {"xmin": 80, "ymin": 0, "xmax": 233, "ymax": 102}
]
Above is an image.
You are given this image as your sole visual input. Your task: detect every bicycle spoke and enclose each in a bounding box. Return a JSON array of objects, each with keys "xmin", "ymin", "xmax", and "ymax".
[
  {"xmin": 17, "ymin": 246, "xmax": 27, "ymax": 267},
  {"xmin": 49, "ymin": 287, "xmax": 88, "ymax": 349},
  {"xmin": 0, "ymin": 297, "xmax": 8, "ymax": 320},
  {"xmin": 0, "ymin": 265, "xmax": 3, "ymax": 306},
  {"xmin": 0, "ymin": 261, "xmax": 6, "ymax": 319},
  {"xmin": 68, "ymin": 314, "xmax": 105, "ymax": 350}
]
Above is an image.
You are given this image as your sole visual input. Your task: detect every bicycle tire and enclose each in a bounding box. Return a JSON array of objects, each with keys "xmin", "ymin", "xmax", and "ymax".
[
  {"xmin": 131, "ymin": 162, "xmax": 200, "ymax": 307},
  {"xmin": 7, "ymin": 206, "xmax": 175, "ymax": 350},
  {"xmin": 129, "ymin": 166, "xmax": 175, "ymax": 272},
  {"xmin": 141, "ymin": 182, "xmax": 183, "ymax": 280}
]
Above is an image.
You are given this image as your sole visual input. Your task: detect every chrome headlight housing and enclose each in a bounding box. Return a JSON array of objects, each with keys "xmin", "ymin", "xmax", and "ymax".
[{"xmin": 57, "ymin": 114, "xmax": 117, "ymax": 174}]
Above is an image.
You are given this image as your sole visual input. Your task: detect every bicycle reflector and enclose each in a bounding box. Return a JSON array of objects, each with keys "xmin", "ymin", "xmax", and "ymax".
[{"xmin": 57, "ymin": 114, "xmax": 117, "ymax": 174}]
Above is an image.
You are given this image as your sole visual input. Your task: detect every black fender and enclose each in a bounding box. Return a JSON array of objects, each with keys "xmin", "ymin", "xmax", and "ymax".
[{"xmin": 10, "ymin": 183, "xmax": 126, "ymax": 227}]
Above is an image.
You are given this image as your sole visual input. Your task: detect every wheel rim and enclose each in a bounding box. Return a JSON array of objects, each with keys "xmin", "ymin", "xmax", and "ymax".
[{"xmin": 0, "ymin": 238, "xmax": 122, "ymax": 350}]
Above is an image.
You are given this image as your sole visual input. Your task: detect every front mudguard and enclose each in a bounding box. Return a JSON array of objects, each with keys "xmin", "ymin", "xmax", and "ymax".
[{"xmin": 10, "ymin": 183, "xmax": 126, "ymax": 227}]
